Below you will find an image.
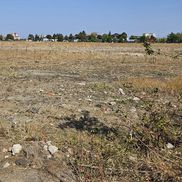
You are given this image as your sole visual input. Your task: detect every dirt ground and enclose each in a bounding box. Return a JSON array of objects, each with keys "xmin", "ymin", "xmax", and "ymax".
[{"xmin": 0, "ymin": 42, "xmax": 182, "ymax": 182}]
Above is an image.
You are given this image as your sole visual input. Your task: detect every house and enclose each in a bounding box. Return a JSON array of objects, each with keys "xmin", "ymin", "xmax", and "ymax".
[
  {"xmin": 143, "ymin": 33, "xmax": 156, "ymax": 42},
  {"xmin": 12, "ymin": 33, "xmax": 21, "ymax": 40},
  {"xmin": 143, "ymin": 33, "xmax": 156, "ymax": 38}
]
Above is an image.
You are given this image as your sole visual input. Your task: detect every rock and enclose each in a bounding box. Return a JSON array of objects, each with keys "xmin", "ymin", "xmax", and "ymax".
[
  {"xmin": 46, "ymin": 141, "xmax": 52, "ymax": 146},
  {"xmin": 118, "ymin": 88, "xmax": 125, "ymax": 95},
  {"xmin": 166, "ymin": 143, "xmax": 174, "ymax": 149},
  {"xmin": 48, "ymin": 145, "xmax": 58, "ymax": 155},
  {"xmin": 133, "ymin": 97, "xmax": 140, "ymax": 101},
  {"xmin": 130, "ymin": 107, "xmax": 137, "ymax": 113},
  {"xmin": 77, "ymin": 82, "xmax": 86, "ymax": 86},
  {"xmin": 2, "ymin": 148, "xmax": 8, "ymax": 153},
  {"xmin": 129, "ymin": 156, "xmax": 137, "ymax": 162},
  {"xmin": 4, "ymin": 156, "xmax": 9, "ymax": 159},
  {"xmin": 3, "ymin": 162, "xmax": 10, "ymax": 168},
  {"xmin": 109, "ymin": 101, "xmax": 116, "ymax": 106},
  {"xmin": 47, "ymin": 155, "xmax": 52, "ymax": 159},
  {"xmin": 43, "ymin": 145, "xmax": 48, "ymax": 151},
  {"xmin": 15, "ymin": 158, "xmax": 28, "ymax": 167},
  {"xmin": 12, "ymin": 144, "xmax": 22, "ymax": 155}
]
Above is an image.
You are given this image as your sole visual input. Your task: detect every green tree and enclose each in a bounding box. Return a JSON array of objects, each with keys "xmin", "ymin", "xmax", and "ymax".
[
  {"xmin": 5, "ymin": 34, "xmax": 14, "ymax": 41},
  {"xmin": 88, "ymin": 33, "xmax": 97, "ymax": 42},
  {"xmin": 34, "ymin": 34, "xmax": 40, "ymax": 41},
  {"xmin": 53, "ymin": 34, "xmax": 58, "ymax": 40},
  {"xmin": 107, "ymin": 31, "xmax": 112, "ymax": 42},
  {"xmin": 46, "ymin": 34, "xmax": 52, "ymax": 40},
  {"xmin": 28, "ymin": 34, "xmax": 34, "ymax": 41},
  {"xmin": 102, "ymin": 34, "xmax": 108, "ymax": 42},
  {"xmin": 167, "ymin": 32, "xmax": 178, "ymax": 43},
  {"xmin": 76, "ymin": 31, "xmax": 87, "ymax": 42},
  {"xmin": 57, "ymin": 34, "xmax": 64, "ymax": 42},
  {"xmin": 68, "ymin": 34, "xmax": 74, "ymax": 42},
  {"xmin": 0, "ymin": 35, "xmax": 3, "ymax": 41},
  {"xmin": 120, "ymin": 32, "xmax": 127, "ymax": 42},
  {"xmin": 64, "ymin": 35, "xmax": 69, "ymax": 42}
]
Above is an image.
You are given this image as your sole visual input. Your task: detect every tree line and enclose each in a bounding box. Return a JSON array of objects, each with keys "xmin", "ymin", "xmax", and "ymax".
[{"xmin": 0, "ymin": 31, "xmax": 182, "ymax": 43}]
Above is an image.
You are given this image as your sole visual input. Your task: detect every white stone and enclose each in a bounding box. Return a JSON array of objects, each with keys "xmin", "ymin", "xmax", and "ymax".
[
  {"xmin": 46, "ymin": 141, "xmax": 52, "ymax": 146},
  {"xmin": 133, "ymin": 97, "xmax": 140, "ymax": 101},
  {"xmin": 43, "ymin": 145, "xmax": 48, "ymax": 151},
  {"xmin": 118, "ymin": 88, "xmax": 125, "ymax": 95},
  {"xmin": 109, "ymin": 102, "xmax": 116, "ymax": 106},
  {"xmin": 166, "ymin": 143, "xmax": 174, "ymax": 149},
  {"xmin": 4, "ymin": 155, "xmax": 9, "ymax": 159},
  {"xmin": 48, "ymin": 145, "xmax": 58, "ymax": 155},
  {"xmin": 12, "ymin": 144, "xmax": 22, "ymax": 155},
  {"xmin": 2, "ymin": 148, "xmax": 8, "ymax": 153},
  {"xmin": 3, "ymin": 162, "xmax": 10, "ymax": 168},
  {"xmin": 129, "ymin": 156, "xmax": 137, "ymax": 162},
  {"xmin": 130, "ymin": 107, "xmax": 137, "ymax": 113},
  {"xmin": 78, "ymin": 82, "xmax": 86, "ymax": 86},
  {"xmin": 47, "ymin": 155, "xmax": 52, "ymax": 159}
]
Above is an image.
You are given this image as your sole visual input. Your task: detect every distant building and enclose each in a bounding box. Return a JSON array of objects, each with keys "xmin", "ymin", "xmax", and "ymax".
[
  {"xmin": 143, "ymin": 33, "xmax": 156, "ymax": 38},
  {"xmin": 12, "ymin": 33, "xmax": 21, "ymax": 40}
]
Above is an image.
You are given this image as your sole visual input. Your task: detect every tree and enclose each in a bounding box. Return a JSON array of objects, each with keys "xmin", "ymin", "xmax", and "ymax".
[
  {"xmin": 76, "ymin": 31, "xmax": 87, "ymax": 42},
  {"xmin": 0, "ymin": 35, "xmax": 3, "ymax": 41},
  {"xmin": 28, "ymin": 34, "xmax": 34, "ymax": 41},
  {"xmin": 167, "ymin": 32, "xmax": 182, "ymax": 43},
  {"xmin": 119, "ymin": 32, "xmax": 127, "ymax": 42},
  {"xmin": 57, "ymin": 34, "xmax": 64, "ymax": 42},
  {"xmin": 102, "ymin": 34, "xmax": 108, "ymax": 42},
  {"xmin": 167, "ymin": 32, "xmax": 178, "ymax": 43},
  {"xmin": 97, "ymin": 34, "xmax": 102, "ymax": 42},
  {"xmin": 88, "ymin": 33, "xmax": 97, "ymax": 42},
  {"xmin": 34, "ymin": 34, "xmax": 40, "ymax": 41},
  {"xmin": 46, "ymin": 34, "xmax": 52, "ymax": 40},
  {"xmin": 64, "ymin": 35, "xmax": 69, "ymax": 42},
  {"xmin": 5, "ymin": 34, "xmax": 14, "ymax": 41},
  {"xmin": 107, "ymin": 31, "xmax": 112, "ymax": 42},
  {"xmin": 68, "ymin": 34, "xmax": 74, "ymax": 42},
  {"xmin": 53, "ymin": 34, "xmax": 58, "ymax": 40}
]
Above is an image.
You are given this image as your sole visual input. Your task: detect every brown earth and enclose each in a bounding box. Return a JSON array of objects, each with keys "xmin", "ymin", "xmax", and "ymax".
[{"xmin": 0, "ymin": 42, "xmax": 182, "ymax": 181}]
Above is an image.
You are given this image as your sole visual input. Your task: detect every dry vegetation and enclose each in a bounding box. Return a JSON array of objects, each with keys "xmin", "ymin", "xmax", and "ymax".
[{"xmin": 0, "ymin": 42, "xmax": 182, "ymax": 181}]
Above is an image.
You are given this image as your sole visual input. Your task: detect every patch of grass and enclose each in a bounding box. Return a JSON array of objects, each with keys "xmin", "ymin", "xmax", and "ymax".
[{"xmin": 126, "ymin": 76, "xmax": 182, "ymax": 94}]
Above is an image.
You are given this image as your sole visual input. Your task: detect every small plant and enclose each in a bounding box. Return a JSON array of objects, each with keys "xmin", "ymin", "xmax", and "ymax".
[{"xmin": 143, "ymin": 41, "xmax": 154, "ymax": 55}]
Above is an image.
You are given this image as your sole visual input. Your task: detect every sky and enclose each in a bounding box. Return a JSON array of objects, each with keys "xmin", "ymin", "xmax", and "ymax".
[{"xmin": 0, "ymin": 0, "xmax": 182, "ymax": 38}]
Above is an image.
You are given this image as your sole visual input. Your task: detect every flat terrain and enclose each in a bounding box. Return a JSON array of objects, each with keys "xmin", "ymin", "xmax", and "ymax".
[{"xmin": 0, "ymin": 42, "xmax": 182, "ymax": 181}]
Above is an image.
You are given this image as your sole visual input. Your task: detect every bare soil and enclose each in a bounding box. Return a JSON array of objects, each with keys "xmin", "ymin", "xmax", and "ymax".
[{"xmin": 0, "ymin": 42, "xmax": 182, "ymax": 181}]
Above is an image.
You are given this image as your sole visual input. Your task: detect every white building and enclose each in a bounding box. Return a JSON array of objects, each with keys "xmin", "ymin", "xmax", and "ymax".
[
  {"xmin": 143, "ymin": 33, "xmax": 156, "ymax": 38},
  {"xmin": 12, "ymin": 33, "xmax": 21, "ymax": 40}
]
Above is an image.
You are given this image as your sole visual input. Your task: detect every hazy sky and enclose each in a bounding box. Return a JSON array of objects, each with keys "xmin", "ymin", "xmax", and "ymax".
[{"xmin": 0, "ymin": 0, "xmax": 181, "ymax": 37}]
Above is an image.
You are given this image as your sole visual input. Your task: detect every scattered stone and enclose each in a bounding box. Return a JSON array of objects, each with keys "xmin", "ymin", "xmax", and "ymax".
[
  {"xmin": 46, "ymin": 141, "xmax": 52, "ymax": 146},
  {"xmin": 78, "ymin": 82, "xmax": 86, "ymax": 86},
  {"xmin": 43, "ymin": 145, "xmax": 48, "ymax": 151},
  {"xmin": 109, "ymin": 101, "xmax": 116, "ymax": 106},
  {"xmin": 39, "ymin": 89, "xmax": 44, "ymax": 93},
  {"xmin": 133, "ymin": 97, "xmax": 140, "ymax": 101},
  {"xmin": 3, "ymin": 162, "xmax": 10, "ymax": 168},
  {"xmin": 15, "ymin": 158, "xmax": 28, "ymax": 167},
  {"xmin": 118, "ymin": 88, "xmax": 125, "ymax": 95},
  {"xmin": 86, "ymin": 98, "xmax": 92, "ymax": 102},
  {"xmin": 48, "ymin": 145, "xmax": 58, "ymax": 155},
  {"xmin": 166, "ymin": 143, "xmax": 174, "ymax": 149},
  {"xmin": 4, "ymin": 155, "xmax": 9, "ymax": 159},
  {"xmin": 130, "ymin": 107, "xmax": 137, "ymax": 113},
  {"xmin": 12, "ymin": 144, "xmax": 22, "ymax": 155},
  {"xmin": 47, "ymin": 155, "xmax": 52, "ymax": 159},
  {"xmin": 129, "ymin": 156, "xmax": 137, "ymax": 162},
  {"xmin": 2, "ymin": 148, "xmax": 8, "ymax": 153}
]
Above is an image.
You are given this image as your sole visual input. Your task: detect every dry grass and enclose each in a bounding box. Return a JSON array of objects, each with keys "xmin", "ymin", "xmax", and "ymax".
[
  {"xmin": 126, "ymin": 76, "xmax": 182, "ymax": 94},
  {"xmin": 0, "ymin": 42, "xmax": 182, "ymax": 181}
]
